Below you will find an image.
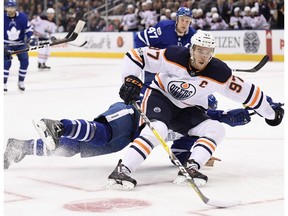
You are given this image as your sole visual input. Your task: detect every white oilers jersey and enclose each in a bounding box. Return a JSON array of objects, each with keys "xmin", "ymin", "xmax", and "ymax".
[
  {"xmin": 122, "ymin": 46, "xmax": 276, "ymax": 120},
  {"xmin": 30, "ymin": 16, "xmax": 56, "ymax": 39},
  {"xmin": 121, "ymin": 13, "xmax": 138, "ymax": 30}
]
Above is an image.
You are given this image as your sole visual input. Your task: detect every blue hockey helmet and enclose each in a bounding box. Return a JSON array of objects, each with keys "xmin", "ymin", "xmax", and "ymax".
[
  {"xmin": 176, "ymin": 7, "xmax": 192, "ymax": 18},
  {"xmin": 5, "ymin": 0, "xmax": 17, "ymax": 7}
]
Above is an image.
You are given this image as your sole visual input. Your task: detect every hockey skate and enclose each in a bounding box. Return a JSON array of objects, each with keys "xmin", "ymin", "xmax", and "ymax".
[
  {"xmin": 18, "ymin": 81, "xmax": 25, "ymax": 91},
  {"xmin": 4, "ymin": 83, "xmax": 8, "ymax": 92},
  {"xmin": 38, "ymin": 63, "xmax": 51, "ymax": 70},
  {"xmin": 173, "ymin": 159, "xmax": 208, "ymax": 187},
  {"xmin": 105, "ymin": 159, "xmax": 137, "ymax": 190},
  {"xmin": 33, "ymin": 118, "xmax": 64, "ymax": 151},
  {"xmin": 4, "ymin": 138, "xmax": 33, "ymax": 169}
]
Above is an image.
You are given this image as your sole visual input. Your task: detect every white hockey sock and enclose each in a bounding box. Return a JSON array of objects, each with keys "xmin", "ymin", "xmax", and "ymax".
[{"xmin": 122, "ymin": 137, "xmax": 154, "ymax": 172}]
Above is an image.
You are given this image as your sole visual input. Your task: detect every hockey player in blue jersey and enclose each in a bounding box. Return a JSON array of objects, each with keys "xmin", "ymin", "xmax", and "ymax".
[
  {"xmin": 135, "ymin": 7, "xmax": 196, "ymax": 87},
  {"xmin": 135, "ymin": 7, "xmax": 196, "ymax": 49},
  {"xmin": 4, "ymin": 95, "xmax": 257, "ymax": 169},
  {"xmin": 4, "ymin": 0, "xmax": 33, "ymax": 92}
]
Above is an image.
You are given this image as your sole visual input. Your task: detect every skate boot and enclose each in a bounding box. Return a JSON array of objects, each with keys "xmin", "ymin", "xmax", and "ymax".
[
  {"xmin": 18, "ymin": 81, "xmax": 25, "ymax": 91},
  {"xmin": 4, "ymin": 138, "xmax": 33, "ymax": 169},
  {"xmin": 38, "ymin": 63, "xmax": 51, "ymax": 69},
  {"xmin": 173, "ymin": 159, "xmax": 208, "ymax": 187},
  {"xmin": 105, "ymin": 159, "xmax": 137, "ymax": 189},
  {"xmin": 33, "ymin": 119, "xmax": 64, "ymax": 151},
  {"xmin": 4, "ymin": 83, "xmax": 8, "ymax": 92}
]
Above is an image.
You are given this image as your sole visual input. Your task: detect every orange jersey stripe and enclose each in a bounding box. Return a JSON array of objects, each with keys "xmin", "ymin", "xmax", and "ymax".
[
  {"xmin": 247, "ymin": 86, "xmax": 260, "ymax": 107},
  {"xmin": 155, "ymin": 74, "xmax": 165, "ymax": 90},
  {"xmin": 134, "ymin": 139, "xmax": 151, "ymax": 155},
  {"xmin": 131, "ymin": 49, "xmax": 143, "ymax": 64},
  {"xmin": 196, "ymin": 138, "xmax": 216, "ymax": 152}
]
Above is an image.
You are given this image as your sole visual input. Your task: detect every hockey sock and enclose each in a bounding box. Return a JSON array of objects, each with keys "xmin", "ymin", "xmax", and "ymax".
[
  {"xmin": 122, "ymin": 136, "xmax": 154, "ymax": 172},
  {"xmin": 190, "ymin": 137, "xmax": 217, "ymax": 169},
  {"xmin": 61, "ymin": 119, "xmax": 111, "ymax": 146}
]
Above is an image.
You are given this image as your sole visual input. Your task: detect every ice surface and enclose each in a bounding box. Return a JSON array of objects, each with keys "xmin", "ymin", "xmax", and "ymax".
[{"xmin": 3, "ymin": 57, "xmax": 285, "ymax": 216}]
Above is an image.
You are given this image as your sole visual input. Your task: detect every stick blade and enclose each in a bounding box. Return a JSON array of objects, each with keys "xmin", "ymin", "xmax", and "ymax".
[{"xmin": 206, "ymin": 198, "xmax": 241, "ymax": 208}]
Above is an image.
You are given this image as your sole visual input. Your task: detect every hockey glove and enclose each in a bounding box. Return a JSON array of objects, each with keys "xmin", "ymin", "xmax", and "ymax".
[
  {"xmin": 119, "ymin": 75, "xmax": 143, "ymax": 105},
  {"xmin": 4, "ymin": 49, "xmax": 13, "ymax": 61},
  {"xmin": 265, "ymin": 96, "xmax": 284, "ymax": 126},
  {"xmin": 208, "ymin": 94, "xmax": 218, "ymax": 110},
  {"xmin": 207, "ymin": 108, "xmax": 251, "ymax": 127},
  {"xmin": 28, "ymin": 37, "xmax": 38, "ymax": 46}
]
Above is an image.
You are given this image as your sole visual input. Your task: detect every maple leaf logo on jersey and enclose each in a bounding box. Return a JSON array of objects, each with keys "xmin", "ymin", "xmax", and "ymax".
[
  {"xmin": 7, "ymin": 26, "xmax": 20, "ymax": 41},
  {"xmin": 168, "ymin": 81, "xmax": 196, "ymax": 100}
]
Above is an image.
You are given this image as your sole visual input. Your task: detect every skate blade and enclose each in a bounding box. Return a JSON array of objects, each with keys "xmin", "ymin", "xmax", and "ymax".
[
  {"xmin": 173, "ymin": 176, "xmax": 206, "ymax": 187},
  {"xmin": 32, "ymin": 119, "xmax": 56, "ymax": 151},
  {"xmin": 104, "ymin": 179, "xmax": 135, "ymax": 190}
]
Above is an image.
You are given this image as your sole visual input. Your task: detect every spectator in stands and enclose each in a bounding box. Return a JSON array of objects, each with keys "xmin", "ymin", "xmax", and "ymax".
[
  {"xmin": 257, "ymin": 0, "xmax": 271, "ymax": 22},
  {"xmin": 250, "ymin": 7, "xmax": 270, "ymax": 29},
  {"xmin": 213, "ymin": 0, "xmax": 230, "ymax": 24},
  {"xmin": 275, "ymin": 1, "xmax": 284, "ymax": 29},
  {"xmin": 229, "ymin": 7, "xmax": 242, "ymax": 29},
  {"xmin": 210, "ymin": 12, "xmax": 229, "ymax": 30},
  {"xmin": 120, "ymin": 4, "xmax": 139, "ymax": 31},
  {"xmin": 138, "ymin": 1, "xmax": 157, "ymax": 30},
  {"xmin": 241, "ymin": 6, "xmax": 253, "ymax": 29},
  {"xmin": 191, "ymin": 8, "xmax": 207, "ymax": 30}
]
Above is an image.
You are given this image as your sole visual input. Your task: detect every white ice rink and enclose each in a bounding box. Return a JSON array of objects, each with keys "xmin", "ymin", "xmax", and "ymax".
[{"xmin": 3, "ymin": 56, "xmax": 285, "ymax": 216}]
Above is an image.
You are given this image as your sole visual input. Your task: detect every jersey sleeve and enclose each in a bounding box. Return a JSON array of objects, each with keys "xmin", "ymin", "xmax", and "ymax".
[
  {"xmin": 221, "ymin": 75, "xmax": 275, "ymax": 120},
  {"xmin": 122, "ymin": 47, "xmax": 165, "ymax": 82},
  {"xmin": 134, "ymin": 22, "xmax": 164, "ymax": 48}
]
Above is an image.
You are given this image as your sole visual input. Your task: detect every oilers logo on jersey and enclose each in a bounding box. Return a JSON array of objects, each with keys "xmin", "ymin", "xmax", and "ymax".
[{"xmin": 168, "ymin": 81, "xmax": 196, "ymax": 100}]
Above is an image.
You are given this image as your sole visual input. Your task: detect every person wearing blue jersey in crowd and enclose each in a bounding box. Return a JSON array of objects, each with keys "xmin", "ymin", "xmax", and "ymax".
[{"xmin": 4, "ymin": 0, "xmax": 33, "ymax": 92}]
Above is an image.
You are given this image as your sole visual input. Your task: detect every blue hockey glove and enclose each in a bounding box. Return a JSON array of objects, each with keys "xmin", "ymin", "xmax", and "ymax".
[
  {"xmin": 29, "ymin": 37, "xmax": 38, "ymax": 46},
  {"xmin": 119, "ymin": 75, "xmax": 143, "ymax": 105},
  {"xmin": 208, "ymin": 94, "xmax": 218, "ymax": 110},
  {"xmin": 4, "ymin": 48, "xmax": 13, "ymax": 61},
  {"xmin": 207, "ymin": 108, "xmax": 251, "ymax": 127},
  {"xmin": 265, "ymin": 96, "xmax": 284, "ymax": 126}
]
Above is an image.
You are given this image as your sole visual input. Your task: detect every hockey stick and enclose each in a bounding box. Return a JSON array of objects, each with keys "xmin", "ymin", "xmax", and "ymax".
[
  {"xmin": 10, "ymin": 20, "xmax": 85, "ymax": 55},
  {"xmin": 232, "ymin": 55, "xmax": 269, "ymax": 72},
  {"xmin": 131, "ymin": 101, "xmax": 241, "ymax": 208},
  {"xmin": 68, "ymin": 40, "xmax": 87, "ymax": 47}
]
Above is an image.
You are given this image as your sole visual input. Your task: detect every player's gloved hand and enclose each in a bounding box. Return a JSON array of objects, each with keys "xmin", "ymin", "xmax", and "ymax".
[
  {"xmin": 265, "ymin": 96, "xmax": 284, "ymax": 126},
  {"xmin": 119, "ymin": 75, "xmax": 143, "ymax": 105},
  {"xmin": 208, "ymin": 94, "xmax": 218, "ymax": 110},
  {"xmin": 29, "ymin": 37, "xmax": 38, "ymax": 46},
  {"xmin": 4, "ymin": 48, "xmax": 13, "ymax": 61},
  {"xmin": 207, "ymin": 108, "xmax": 251, "ymax": 127}
]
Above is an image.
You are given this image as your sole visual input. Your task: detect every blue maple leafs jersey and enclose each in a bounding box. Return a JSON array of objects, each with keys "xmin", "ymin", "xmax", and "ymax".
[
  {"xmin": 134, "ymin": 20, "xmax": 196, "ymax": 49},
  {"xmin": 4, "ymin": 11, "xmax": 33, "ymax": 45}
]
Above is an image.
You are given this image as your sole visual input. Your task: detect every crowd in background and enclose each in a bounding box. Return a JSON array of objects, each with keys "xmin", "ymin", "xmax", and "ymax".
[{"xmin": 15, "ymin": 0, "xmax": 284, "ymax": 32}]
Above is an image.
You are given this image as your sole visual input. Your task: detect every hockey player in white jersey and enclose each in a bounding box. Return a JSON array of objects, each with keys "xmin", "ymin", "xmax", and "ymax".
[
  {"xmin": 106, "ymin": 30, "xmax": 284, "ymax": 189},
  {"xmin": 30, "ymin": 8, "xmax": 57, "ymax": 69}
]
